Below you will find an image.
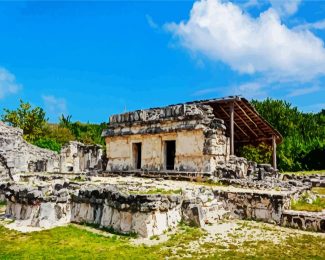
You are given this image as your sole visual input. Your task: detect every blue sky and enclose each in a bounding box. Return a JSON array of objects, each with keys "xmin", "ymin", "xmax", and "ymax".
[{"xmin": 0, "ymin": 0, "xmax": 324, "ymax": 123}]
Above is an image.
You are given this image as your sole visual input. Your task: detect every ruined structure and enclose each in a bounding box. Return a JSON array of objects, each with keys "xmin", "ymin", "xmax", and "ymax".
[
  {"xmin": 0, "ymin": 122, "xmax": 60, "ymax": 180},
  {"xmin": 102, "ymin": 96, "xmax": 282, "ymax": 176},
  {"xmin": 0, "ymin": 122, "xmax": 104, "ymax": 180},
  {"xmin": 60, "ymin": 141, "xmax": 103, "ymax": 173},
  {"xmin": 0, "ymin": 96, "xmax": 324, "ymax": 238}
]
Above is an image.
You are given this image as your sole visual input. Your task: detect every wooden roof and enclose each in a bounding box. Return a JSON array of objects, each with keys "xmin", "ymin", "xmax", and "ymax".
[{"xmin": 187, "ymin": 96, "xmax": 283, "ymax": 144}]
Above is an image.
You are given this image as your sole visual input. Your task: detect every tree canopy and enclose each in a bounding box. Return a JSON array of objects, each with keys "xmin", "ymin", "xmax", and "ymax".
[
  {"xmin": 239, "ymin": 98, "xmax": 325, "ymax": 171},
  {"xmin": 1, "ymin": 100, "xmax": 106, "ymax": 153}
]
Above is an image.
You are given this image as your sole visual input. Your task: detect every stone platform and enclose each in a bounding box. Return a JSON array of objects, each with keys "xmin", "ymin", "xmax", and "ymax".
[{"xmin": 2, "ymin": 173, "xmax": 321, "ymax": 237}]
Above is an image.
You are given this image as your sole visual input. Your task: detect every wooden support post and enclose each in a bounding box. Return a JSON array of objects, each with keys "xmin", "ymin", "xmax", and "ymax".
[
  {"xmin": 272, "ymin": 135, "xmax": 277, "ymax": 170},
  {"xmin": 230, "ymin": 102, "xmax": 234, "ymax": 155}
]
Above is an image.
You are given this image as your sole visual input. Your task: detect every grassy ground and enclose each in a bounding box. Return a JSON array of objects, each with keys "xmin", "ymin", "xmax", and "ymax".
[
  {"xmin": 282, "ymin": 170, "xmax": 325, "ymax": 176},
  {"xmin": 291, "ymin": 197, "xmax": 325, "ymax": 212},
  {"xmin": 313, "ymin": 187, "xmax": 325, "ymax": 195},
  {"xmin": 0, "ymin": 220, "xmax": 324, "ymax": 259}
]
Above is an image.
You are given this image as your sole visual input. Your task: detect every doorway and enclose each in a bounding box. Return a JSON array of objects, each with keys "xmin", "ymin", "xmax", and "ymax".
[
  {"xmin": 165, "ymin": 140, "xmax": 176, "ymax": 170},
  {"xmin": 132, "ymin": 143, "xmax": 142, "ymax": 169}
]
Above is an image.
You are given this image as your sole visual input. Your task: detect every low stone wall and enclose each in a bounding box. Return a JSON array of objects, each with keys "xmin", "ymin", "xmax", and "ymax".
[
  {"xmin": 280, "ymin": 174, "xmax": 325, "ymax": 188},
  {"xmin": 213, "ymin": 189, "xmax": 293, "ymax": 223},
  {"xmin": 101, "ymin": 170, "xmax": 212, "ymax": 182},
  {"xmin": 281, "ymin": 210, "xmax": 325, "ymax": 232},
  {"xmin": 3, "ymin": 183, "xmax": 183, "ymax": 237}
]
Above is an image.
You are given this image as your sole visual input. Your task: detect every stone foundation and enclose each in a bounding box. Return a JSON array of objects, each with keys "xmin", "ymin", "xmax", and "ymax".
[
  {"xmin": 281, "ymin": 210, "xmax": 325, "ymax": 232},
  {"xmin": 213, "ymin": 189, "xmax": 293, "ymax": 223}
]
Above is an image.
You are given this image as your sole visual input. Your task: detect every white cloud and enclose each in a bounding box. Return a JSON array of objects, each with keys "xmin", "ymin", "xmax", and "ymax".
[
  {"xmin": 232, "ymin": 82, "xmax": 267, "ymax": 99},
  {"xmin": 165, "ymin": 0, "xmax": 325, "ymax": 82},
  {"xmin": 269, "ymin": 0, "xmax": 301, "ymax": 16},
  {"xmin": 42, "ymin": 95, "xmax": 67, "ymax": 119},
  {"xmin": 287, "ymin": 85, "xmax": 320, "ymax": 97},
  {"xmin": 242, "ymin": 0, "xmax": 260, "ymax": 9},
  {"xmin": 295, "ymin": 19, "xmax": 325, "ymax": 31},
  {"xmin": 146, "ymin": 14, "xmax": 158, "ymax": 29},
  {"xmin": 0, "ymin": 67, "xmax": 21, "ymax": 99}
]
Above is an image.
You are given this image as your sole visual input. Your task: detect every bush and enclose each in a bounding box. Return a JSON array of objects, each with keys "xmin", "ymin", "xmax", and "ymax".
[
  {"xmin": 33, "ymin": 138, "xmax": 61, "ymax": 153},
  {"xmin": 238, "ymin": 143, "xmax": 272, "ymax": 164}
]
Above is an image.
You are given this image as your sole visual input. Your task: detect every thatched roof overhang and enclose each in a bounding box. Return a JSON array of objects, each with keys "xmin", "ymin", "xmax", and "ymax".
[{"xmin": 186, "ymin": 96, "xmax": 283, "ymax": 145}]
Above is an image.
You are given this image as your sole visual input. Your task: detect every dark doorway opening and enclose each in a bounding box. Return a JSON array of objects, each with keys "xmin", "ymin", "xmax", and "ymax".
[
  {"xmin": 133, "ymin": 143, "xmax": 142, "ymax": 169},
  {"xmin": 165, "ymin": 141, "xmax": 176, "ymax": 170}
]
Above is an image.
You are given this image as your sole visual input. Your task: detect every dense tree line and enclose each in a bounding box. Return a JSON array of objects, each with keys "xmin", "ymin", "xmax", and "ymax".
[
  {"xmin": 1, "ymin": 100, "xmax": 106, "ymax": 153},
  {"xmin": 239, "ymin": 98, "xmax": 325, "ymax": 171},
  {"xmin": 1, "ymin": 99, "xmax": 324, "ymax": 171}
]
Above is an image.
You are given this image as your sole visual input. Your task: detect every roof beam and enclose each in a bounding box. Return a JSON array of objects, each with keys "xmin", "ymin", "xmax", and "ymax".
[{"xmin": 218, "ymin": 105, "xmax": 249, "ymax": 139}]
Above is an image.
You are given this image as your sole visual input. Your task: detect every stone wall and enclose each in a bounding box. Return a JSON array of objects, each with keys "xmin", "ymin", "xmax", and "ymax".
[
  {"xmin": 60, "ymin": 141, "xmax": 103, "ymax": 173},
  {"xmin": 213, "ymin": 189, "xmax": 293, "ymax": 223},
  {"xmin": 103, "ymin": 104, "xmax": 228, "ymax": 173},
  {"xmin": 0, "ymin": 122, "xmax": 60, "ymax": 179},
  {"xmin": 281, "ymin": 210, "xmax": 325, "ymax": 232},
  {"xmin": 0, "ymin": 122, "xmax": 104, "ymax": 177},
  {"xmin": 2, "ymin": 182, "xmax": 183, "ymax": 237}
]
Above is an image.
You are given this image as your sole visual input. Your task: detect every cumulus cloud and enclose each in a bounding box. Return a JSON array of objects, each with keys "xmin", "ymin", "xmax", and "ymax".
[
  {"xmin": 0, "ymin": 68, "xmax": 21, "ymax": 99},
  {"xmin": 295, "ymin": 19, "xmax": 325, "ymax": 31},
  {"xmin": 165, "ymin": 0, "xmax": 325, "ymax": 82},
  {"xmin": 269, "ymin": 0, "xmax": 301, "ymax": 16},
  {"xmin": 42, "ymin": 95, "xmax": 67, "ymax": 119}
]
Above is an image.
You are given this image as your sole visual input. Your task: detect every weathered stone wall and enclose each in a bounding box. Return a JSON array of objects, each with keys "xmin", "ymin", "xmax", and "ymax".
[
  {"xmin": 103, "ymin": 104, "xmax": 228, "ymax": 173},
  {"xmin": 0, "ymin": 122, "xmax": 60, "ymax": 179},
  {"xmin": 60, "ymin": 141, "xmax": 103, "ymax": 173},
  {"xmin": 2, "ymin": 183, "xmax": 183, "ymax": 237},
  {"xmin": 106, "ymin": 131, "xmax": 210, "ymax": 172},
  {"xmin": 213, "ymin": 189, "xmax": 293, "ymax": 223},
  {"xmin": 281, "ymin": 210, "xmax": 325, "ymax": 232}
]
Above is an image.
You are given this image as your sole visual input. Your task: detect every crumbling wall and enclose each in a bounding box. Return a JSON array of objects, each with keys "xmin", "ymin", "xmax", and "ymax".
[
  {"xmin": 0, "ymin": 122, "xmax": 60, "ymax": 178},
  {"xmin": 3, "ymin": 183, "xmax": 183, "ymax": 237},
  {"xmin": 60, "ymin": 141, "xmax": 103, "ymax": 173},
  {"xmin": 281, "ymin": 210, "xmax": 325, "ymax": 232},
  {"xmin": 213, "ymin": 189, "xmax": 292, "ymax": 224}
]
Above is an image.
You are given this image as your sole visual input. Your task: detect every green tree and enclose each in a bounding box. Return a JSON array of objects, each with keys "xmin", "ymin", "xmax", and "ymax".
[
  {"xmin": 245, "ymin": 99, "xmax": 325, "ymax": 171},
  {"xmin": 33, "ymin": 138, "xmax": 61, "ymax": 153},
  {"xmin": 1, "ymin": 100, "xmax": 47, "ymax": 142}
]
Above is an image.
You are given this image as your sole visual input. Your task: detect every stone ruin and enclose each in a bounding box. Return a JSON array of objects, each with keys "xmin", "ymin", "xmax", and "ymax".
[
  {"xmin": 0, "ymin": 98, "xmax": 324, "ymax": 237},
  {"xmin": 60, "ymin": 141, "xmax": 103, "ymax": 174},
  {"xmin": 0, "ymin": 122, "xmax": 104, "ymax": 181}
]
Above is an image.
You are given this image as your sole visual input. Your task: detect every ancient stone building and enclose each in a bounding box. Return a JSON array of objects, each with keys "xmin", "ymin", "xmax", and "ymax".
[{"xmin": 102, "ymin": 96, "xmax": 282, "ymax": 174}]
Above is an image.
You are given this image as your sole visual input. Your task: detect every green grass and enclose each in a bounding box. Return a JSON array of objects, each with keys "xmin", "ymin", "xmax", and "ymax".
[
  {"xmin": 282, "ymin": 170, "xmax": 325, "ymax": 176},
  {"xmin": 312, "ymin": 187, "xmax": 325, "ymax": 195},
  {"xmin": 129, "ymin": 188, "xmax": 182, "ymax": 195},
  {"xmin": 291, "ymin": 197, "xmax": 325, "ymax": 212},
  {"xmin": 0, "ymin": 200, "xmax": 6, "ymax": 207},
  {"xmin": 0, "ymin": 222, "xmax": 324, "ymax": 259}
]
